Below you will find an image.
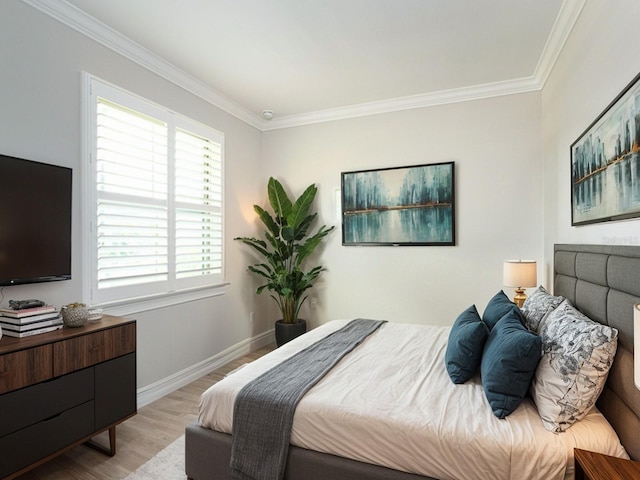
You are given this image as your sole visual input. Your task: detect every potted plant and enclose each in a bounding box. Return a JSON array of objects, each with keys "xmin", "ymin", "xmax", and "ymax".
[{"xmin": 235, "ymin": 177, "xmax": 334, "ymax": 346}]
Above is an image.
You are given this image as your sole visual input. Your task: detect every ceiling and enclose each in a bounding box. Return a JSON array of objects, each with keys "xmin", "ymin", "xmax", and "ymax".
[{"xmin": 32, "ymin": 0, "xmax": 583, "ymax": 129}]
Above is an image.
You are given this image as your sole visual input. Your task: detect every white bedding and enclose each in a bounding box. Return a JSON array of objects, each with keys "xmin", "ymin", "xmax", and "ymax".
[{"xmin": 199, "ymin": 320, "xmax": 628, "ymax": 480}]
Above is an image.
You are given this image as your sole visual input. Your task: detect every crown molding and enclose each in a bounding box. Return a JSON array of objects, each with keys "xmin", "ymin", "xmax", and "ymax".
[
  {"xmin": 22, "ymin": 0, "xmax": 264, "ymax": 130},
  {"xmin": 532, "ymin": 0, "xmax": 586, "ymax": 89},
  {"xmin": 262, "ymin": 76, "xmax": 541, "ymax": 131},
  {"xmin": 23, "ymin": 0, "xmax": 582, "ymax": 132}
]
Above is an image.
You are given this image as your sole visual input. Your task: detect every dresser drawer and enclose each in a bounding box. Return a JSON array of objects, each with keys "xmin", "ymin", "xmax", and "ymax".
[
  {"xmin": 53, "ymin": 323, "xmax": 136, "ymax": 376},
  {"xmin": 0, "ymin": 367, "xmax": 93, "ymax": 437},
  {"xmin": 0, "ymin": 345, "xmax": 52, "ymax": 394},
  {"xmin": 0, "ymin": 400, "xmax": 94, "ymax": 479},
  {"xmin": 95, "ymin": 352, "xmax": 136, "ymax": 430}
]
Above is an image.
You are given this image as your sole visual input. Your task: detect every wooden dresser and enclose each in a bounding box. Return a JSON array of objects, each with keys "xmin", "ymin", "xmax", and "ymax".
[{"xmin": 0, "ymin": 315, "xmax": 136, "ymax": 479}]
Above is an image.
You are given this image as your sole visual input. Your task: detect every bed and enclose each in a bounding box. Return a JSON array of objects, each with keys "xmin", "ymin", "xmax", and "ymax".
[{"xmin": 185, "ymin": 243, "xmax": 640, "ymax": 479}]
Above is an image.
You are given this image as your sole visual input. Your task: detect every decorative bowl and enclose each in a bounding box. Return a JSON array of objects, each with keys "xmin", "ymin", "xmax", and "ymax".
[{"xmin": 61, "ymin": 303, "xmax": 89, "ymax": 328}]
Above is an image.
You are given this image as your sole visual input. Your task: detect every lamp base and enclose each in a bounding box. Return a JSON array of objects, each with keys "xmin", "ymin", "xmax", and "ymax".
[{"xmin": 513, "ymin": 288, "xmax": 527, "ymax": 308}]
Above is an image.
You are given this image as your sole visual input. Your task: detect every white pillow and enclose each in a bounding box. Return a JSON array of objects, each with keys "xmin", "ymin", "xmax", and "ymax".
[
  {"xmin": 530, "ymin": 299, "xmax": 618, "ymax": 432},
  {"xmin": 521, "ymin": 286, "xmax": 564, "ymax": 333}
]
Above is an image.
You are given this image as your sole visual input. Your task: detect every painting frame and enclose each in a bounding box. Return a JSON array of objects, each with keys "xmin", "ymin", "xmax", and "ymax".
[
  {"xmin": 571, "ymin": 71, "xmax": 640, "ymax": 226},
  {"xmin": 341, "ymin": 161, "xmax": 455, "ymax": 246}
]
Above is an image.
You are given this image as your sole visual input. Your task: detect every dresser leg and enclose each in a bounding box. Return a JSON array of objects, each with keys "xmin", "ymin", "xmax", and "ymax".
[
  {"xmin": 109, "ymin": 426, "xmax": 117, "ymax": 455},
  {"xmin": 85, "ymin": 426, "xmax": 117, "ymax": 456}
]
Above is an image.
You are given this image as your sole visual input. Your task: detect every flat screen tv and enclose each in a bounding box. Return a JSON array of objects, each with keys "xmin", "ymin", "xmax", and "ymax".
[{"xmin": 0, "ymin": 154, "xmax": 72, "ymax": 286}]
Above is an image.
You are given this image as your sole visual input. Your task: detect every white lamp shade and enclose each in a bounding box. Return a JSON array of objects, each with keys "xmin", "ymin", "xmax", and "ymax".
[
  {"xmin": 503, "ymin": 260, "xmax": 537, "ymax": 288},
  {"xmin": 635, "ymin": 304, "xmax": 640, "ymax": 390}
]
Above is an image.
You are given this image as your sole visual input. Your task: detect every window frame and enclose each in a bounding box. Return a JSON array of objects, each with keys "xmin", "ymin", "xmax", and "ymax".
[{"xmin": 82, "ymin": 73, "xmax": 227, "ymax": 315}]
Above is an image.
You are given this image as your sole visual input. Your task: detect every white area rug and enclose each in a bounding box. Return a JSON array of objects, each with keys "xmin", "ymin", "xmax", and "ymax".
[{"xmin": 124, "ymin": 435, "xmax": 185, "ymax": 480}]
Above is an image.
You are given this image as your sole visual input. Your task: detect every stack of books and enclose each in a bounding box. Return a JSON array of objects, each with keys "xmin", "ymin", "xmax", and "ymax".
[{"xmin": 0, "ymin": 305, "xmax": 62, "ymax": 338}]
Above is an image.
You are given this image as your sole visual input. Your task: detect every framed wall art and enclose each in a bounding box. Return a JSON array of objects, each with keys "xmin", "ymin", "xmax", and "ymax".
[
  {"xmin": 341, "ymin": 161, "xmax": 455, "ymax": 246},
  {"xmin": 571, "ymin": 71, "xmax": 640, "ymax": 226}
]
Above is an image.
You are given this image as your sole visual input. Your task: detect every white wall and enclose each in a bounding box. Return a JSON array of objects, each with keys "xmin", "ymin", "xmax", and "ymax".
[
  {"xmin": 542, "ymin": 0, "xmax": 640, "ymax": 283},
  {"xmin": 262, "ymin": 93, "xmax": 544, "ymax": 327},
  {"xmin": 0, "ymin": 1, "xmax": 265, "ymax": 395}
]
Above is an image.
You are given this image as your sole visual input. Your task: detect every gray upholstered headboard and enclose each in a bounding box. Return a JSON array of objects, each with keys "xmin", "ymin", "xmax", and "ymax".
[{"xmin": 554, "ymin": 244, "xmax": 640, "ymax": 460}]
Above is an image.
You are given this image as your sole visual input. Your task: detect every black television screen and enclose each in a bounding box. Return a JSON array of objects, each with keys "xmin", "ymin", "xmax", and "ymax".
[{"xmin": 0, "ymin": 154, "xmax": 72, "ymax": 286}]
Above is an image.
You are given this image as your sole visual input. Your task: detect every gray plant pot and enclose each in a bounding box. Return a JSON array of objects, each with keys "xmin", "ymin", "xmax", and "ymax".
[{"xmin": 275, "ymin": 319, "xmax": 307, "ymax": 347}]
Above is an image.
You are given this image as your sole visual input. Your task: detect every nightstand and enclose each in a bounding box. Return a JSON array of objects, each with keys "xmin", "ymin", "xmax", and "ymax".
[{"xmin": 574, "ymin": 449, "xmax": 640, "ymax": 480}]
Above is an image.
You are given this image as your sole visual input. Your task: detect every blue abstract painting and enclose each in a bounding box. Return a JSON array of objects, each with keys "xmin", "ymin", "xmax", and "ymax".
[
  {"xmin": 571, "ymin": 72, "xmax": 640, "ymax": 225},
  {"xmin": 341, "ymin": 162, "xmax": 455, "ymax": 246}
]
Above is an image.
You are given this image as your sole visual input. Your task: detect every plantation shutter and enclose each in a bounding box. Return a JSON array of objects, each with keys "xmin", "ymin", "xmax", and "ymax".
[
  {"xmin": 174, "ymin": 128, "xmax": 223, "ymax": 280},
  {"xmin": 96, "ymin": 98, "xmax": 169, "ymax": 291},
  {"xmin": 89, "ymin": 77, "xmax": 225, "ymax": 305}
]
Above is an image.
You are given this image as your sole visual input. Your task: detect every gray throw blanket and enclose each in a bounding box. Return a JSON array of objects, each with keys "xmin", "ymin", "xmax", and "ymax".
[{"xmin": 230, "ymin": 318, "xmax": 386, "ymax": 480}]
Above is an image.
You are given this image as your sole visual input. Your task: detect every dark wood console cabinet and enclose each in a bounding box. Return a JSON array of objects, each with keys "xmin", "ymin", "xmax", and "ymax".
[{"xmin": 0, "ymin": 315, "xmax": 136, "ymax": 479}]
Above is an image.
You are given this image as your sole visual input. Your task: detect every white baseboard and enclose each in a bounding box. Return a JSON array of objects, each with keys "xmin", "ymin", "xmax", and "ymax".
[{"xmin": 136, "ymin": 328, "xmax": 274, "ymax": 408}]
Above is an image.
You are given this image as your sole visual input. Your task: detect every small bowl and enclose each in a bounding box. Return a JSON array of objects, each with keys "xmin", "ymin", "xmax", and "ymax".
[{"xmin": 87, "ymin": 308, "xmax": 104, "ymax": 322}]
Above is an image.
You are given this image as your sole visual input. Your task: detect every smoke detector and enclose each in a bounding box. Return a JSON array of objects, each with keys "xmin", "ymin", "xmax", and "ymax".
[{"xmin": 262, "ymin": 110, "xmax": 274, "ymax": 120}]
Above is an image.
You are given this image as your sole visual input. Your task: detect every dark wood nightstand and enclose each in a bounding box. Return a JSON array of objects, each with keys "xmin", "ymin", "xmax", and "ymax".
[{"xmin": 575, "ymin": 449, "xmax": 640, "ymax": 480}]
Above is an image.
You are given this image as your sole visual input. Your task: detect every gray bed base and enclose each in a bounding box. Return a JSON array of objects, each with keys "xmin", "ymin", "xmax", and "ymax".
[
  {"xmin": 185, "ymin": 243, "xmax": 640, "ymax": 479},
  {"xmin": 185, "ymin": 420, "xmax": 435, "ymax": 480}
]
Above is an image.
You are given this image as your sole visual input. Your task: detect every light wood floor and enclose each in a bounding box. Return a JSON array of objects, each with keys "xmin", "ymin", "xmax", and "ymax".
[{"xmin": 16, "ymin": 345, "xmax": 275, "ymax": 480}]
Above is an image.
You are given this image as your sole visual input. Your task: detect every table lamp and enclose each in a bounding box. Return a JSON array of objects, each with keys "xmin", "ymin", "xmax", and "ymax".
[{"xmin": 503, "ymin": 260, "xmax": 537, "ymax": 308}]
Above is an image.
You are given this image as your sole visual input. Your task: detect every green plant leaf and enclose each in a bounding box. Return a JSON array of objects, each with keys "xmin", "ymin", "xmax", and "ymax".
[
  {"xmin": 281, "ymin": 226, "xmax": 295, "ymax": 242},
  {"xmin": 295, "ymin": 225, "xmax": 335, "ymax": 266},
  {"xmin": 293, "ymin": 213, "xmax": 315, "ymax": 240},
  {"xmin": 294, "ymin": 294, "xmax": 309, "ymax": 320},
  {"xmin": 234, "ymin": 236, "xmax": 270, "ymax": 257},
  {"xmin": 287, "ymin": 183, "xmax": 316, "ymax": 230},
  {"xmin": 268, "ymin": 177, "xmax": 292, "ymax": 218},
  {"xmin": 254, "ymin": 205, "xmax": 279, "ymax": 237},
  {"xmin": 248, "ymin": 264, "xmax": 274, "ymax": 279}
]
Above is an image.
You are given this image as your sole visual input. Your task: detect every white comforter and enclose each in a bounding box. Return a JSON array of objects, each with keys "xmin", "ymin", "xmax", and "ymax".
[{"xmin": 199, "ymin": 320, "xmax": 627, "ymax": 480}]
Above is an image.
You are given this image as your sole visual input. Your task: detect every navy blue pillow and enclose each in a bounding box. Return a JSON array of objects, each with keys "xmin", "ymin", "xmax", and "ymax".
[
  {"xmin": 482, "ymin": 290, "xmax": 521, "ymax": 330},
  {"xmin": 481, "ymin": 310, "xmax": 542, "ymax": 418},
  {"xmin": 445, "ymin": 305, "xmax": 490, "ymax": 384}
]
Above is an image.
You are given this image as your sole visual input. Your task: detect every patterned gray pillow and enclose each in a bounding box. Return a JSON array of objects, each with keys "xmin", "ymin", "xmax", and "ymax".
[
  {"xmin": 530, "ymin": 299, "xmax": 618, "ymax": 432},
  {"xmin": 521, "ymin": 286, "xmax": 565, "ymax": 333}
]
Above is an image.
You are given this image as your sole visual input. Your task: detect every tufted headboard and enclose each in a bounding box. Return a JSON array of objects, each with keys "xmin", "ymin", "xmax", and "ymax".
[{"xmin": 554, "ymin": 244, "xmax": 640, "ymax": 460}]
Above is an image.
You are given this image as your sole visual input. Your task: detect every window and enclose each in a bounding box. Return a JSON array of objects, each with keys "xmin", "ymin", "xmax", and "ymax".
[{"xmin": 84, "ymin": 76, "xmax": 224, "ymax": 306}]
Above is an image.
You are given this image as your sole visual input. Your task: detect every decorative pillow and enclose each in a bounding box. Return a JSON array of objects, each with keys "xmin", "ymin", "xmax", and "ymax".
[
  {"xmin": 482, "ymin": 290, "xmax": 521, "ymax": 330},
  {"xmin": 530, "ymin": 299, "xmax": 618, "ymax": 432},
  {"xmin": 481, "ymin": 310, "xmax": 542, "ymax": 418},
  {"xmin": 521, "ymin": 286, "xmax": 565, "ymax": 333},
  {"xmin": 445, "ymin": 305, "xmax": 490, "ymax": 384}
]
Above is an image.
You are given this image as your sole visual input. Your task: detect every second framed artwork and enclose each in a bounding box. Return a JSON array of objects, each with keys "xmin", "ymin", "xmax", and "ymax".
[
  {"xmin": 571, "ymin": 71, "xmax": 640, "ymax": 226},
  {"xmin": 341, "ymin": 162, "xmax": 455, "ymax": 246}
]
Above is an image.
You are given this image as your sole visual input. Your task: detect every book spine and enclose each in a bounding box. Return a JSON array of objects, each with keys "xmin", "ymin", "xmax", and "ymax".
[
  {"xmin": 0, "ymin": 318, "xmax": 63, "ymax": 332},
  {"xmin": 0, "ymin": 306, "xmax": 56, "ymax": 318},
  {"xmin": 1, "ymin": 325, "xmax": 63, "ymax": 337},
  {"xmin": 0, "ymin": 312, "xmax": 61, "ymax": 324}
]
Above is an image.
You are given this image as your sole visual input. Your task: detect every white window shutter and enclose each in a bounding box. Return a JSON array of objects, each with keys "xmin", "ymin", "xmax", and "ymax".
[
  {"xmin": 87, "ymin": 78, "xmax": 225, "ymax": 305},
  {"xmin": 174, "ymin": 129, "xmax": 223, "ymax": 281},
  {"xmin": 96, "ymin": 200, "xmax": 169, "ymax": 289}
]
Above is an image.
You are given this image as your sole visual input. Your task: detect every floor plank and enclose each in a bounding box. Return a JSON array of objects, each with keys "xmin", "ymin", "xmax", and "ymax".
[{"xmin": 15, "ymin": 345, "xmax": 274, "ymax": 480}]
